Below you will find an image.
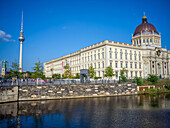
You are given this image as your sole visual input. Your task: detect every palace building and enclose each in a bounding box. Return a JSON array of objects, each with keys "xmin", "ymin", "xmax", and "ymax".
[{"xmin": 44, "ymin": 15, "xmax": 170, "ymax": 79}]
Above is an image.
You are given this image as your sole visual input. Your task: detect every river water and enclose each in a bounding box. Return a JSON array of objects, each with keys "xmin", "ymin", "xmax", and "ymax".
[{"xmin": 0, "ymin": 94, "xmax": 170, "ymax": 128}]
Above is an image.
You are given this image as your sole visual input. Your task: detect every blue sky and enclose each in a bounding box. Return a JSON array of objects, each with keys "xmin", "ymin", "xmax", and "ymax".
[{"xmin": 0, "ymin": 0, "xmax": 170, "ymax": 71}]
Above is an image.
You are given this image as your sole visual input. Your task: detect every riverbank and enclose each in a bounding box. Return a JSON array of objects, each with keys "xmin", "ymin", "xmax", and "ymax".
[
  {"xmin": 138, "ymin": 88, "xmax": 170, "ymax": 95},
  {"xmin": 0, "ymin": 83, "xmax": 137, "ymax": 103}
]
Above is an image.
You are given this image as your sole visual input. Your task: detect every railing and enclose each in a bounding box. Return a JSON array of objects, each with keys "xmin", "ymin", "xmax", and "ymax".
[{"xmin": 0, "ymin": 79, "xmax": 136, "ymax": 86}]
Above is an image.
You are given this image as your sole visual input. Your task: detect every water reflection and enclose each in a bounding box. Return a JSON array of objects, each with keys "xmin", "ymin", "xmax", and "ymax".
[{"xmin": 0, "ymin": 94, "xmax": 170, "ymax": 128}]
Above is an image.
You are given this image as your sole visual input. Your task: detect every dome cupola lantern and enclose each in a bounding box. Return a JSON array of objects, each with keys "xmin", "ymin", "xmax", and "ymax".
[{"xmin": 142, "ymin": 12, "xmax": 147, "ymax": 23}]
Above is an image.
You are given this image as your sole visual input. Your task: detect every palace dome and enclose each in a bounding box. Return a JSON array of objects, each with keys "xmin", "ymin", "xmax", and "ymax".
[{"xmin": 134, "ymin": 15, "xmax": 158, "ymax": 36}]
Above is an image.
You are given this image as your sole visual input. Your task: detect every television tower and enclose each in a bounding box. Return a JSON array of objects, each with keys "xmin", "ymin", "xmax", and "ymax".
[{"xmin": 18, "ymin": 11, "xmax": 25, "ymax": 72}]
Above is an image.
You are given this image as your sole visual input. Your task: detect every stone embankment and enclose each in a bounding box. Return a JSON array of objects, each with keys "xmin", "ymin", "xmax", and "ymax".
[{"xmin": 0, "ymin": 83, "xmax": 137, "ymax": 103}]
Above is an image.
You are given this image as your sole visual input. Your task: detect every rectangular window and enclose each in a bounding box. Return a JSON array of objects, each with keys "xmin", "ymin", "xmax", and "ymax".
[
  {"xmin": 98, "ymin": 54, "xmax": 100, "ymax": 59},
  {"xmin": 110, "ymin": 52, "xmax": 112, "ymax": 58},
  {"xmin": 103, "ymin": 62, "xmax": 104, "ymax": 68},
  {"xmin": 110, "ymin": 62, "xmax": 112, "ymax": 67},
  {"xmin": 130, "ymin": 55, "xmax": 132, "ymax": 60},
  {"xmin": 120, "ymin": 49, "xmax": 122, "ymax": 52},
  {"xmin": 140, "ymin": 72, "xmax": 142, "ymax": 77},
  {"xmin": 94, "ymin": 54, "xmax": 96, "ymax": 60},
  {"xmin": 98, "ymin": 71, "xmax": 100, "ymax": 77},
  {"xmin": 126, "ymin": 71, "xmax": 128, "ymax": 78},
  {"xmin": 135, "ymin": 71, "xmax": 137, "ymax": 77},
  {"xmin": 102, "ymin": 52, "xmax": 104, "ymax": 59},
  {"xmin": 95, "ymin": 63, "xmax": 96, "ymax": 68},
  {"xmin": 121, "ymin": 62, "xmax": 123, "ymax": 68},
  {"xmin": 120, "ymin": 54, "xmax": 122, "ymax": 59},
  {"xmin": 131, "ymin": 71, "xmax": 133, "ymax": 78},
  {"xmin": 91, "ymin": 55, "xmax": 93, "ymax": 61},
  {"xmin": 88, "ymin": 56, "xmax": 89, "ymax": 61},
  {"xmin": 116, "ymin": 72, "xmax": 118, "ymax": 78},
  {"xmin": 139, "ymin": 56, "xmax": 141, "ymax": 61},
  {"xmin": 115, "ymin": 62, "xmax": 118, "ymax": 68},
  {"xmin": 125, "ymin": 54, "xmax": 127, "ymax": 60},
  {"xmin": 135, "ymin": 63, "xmax": 137, "ymax": 69},
  {"xmin": 115, "ymin": 53, "xmax": 117, "ymax": 59},
  {"xmin": 135, "ymin": 55, "xmax": 136, "ymax": 60},
  {"xmin": 98, "ymin": 62, "xmax": 100, "ymax": 68},
  {"xmin": 139, "ymin": 63, "xmax": 141, "ymax": 69},
  {"xmin": 126, "ymin": 62, "xmax": 128, "ymax": 68},
  {"xmin": 125, "ymin": 50, "xmax": 127, "ymax": 53},
  {"xmin": 130, "ymin": 62, "xmax": 133, "ymax": 68}
]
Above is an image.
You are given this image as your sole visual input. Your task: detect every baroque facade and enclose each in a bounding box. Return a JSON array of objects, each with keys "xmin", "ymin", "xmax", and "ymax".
[{"xmin": 44, "ymin": 15, "xmax": 170, "ymax": 79}]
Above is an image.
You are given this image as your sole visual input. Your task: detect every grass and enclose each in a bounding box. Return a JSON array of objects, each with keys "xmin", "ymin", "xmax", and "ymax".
[{"xmin": 138, "ymin": 88, "xmax": 170, "ymax": 94}]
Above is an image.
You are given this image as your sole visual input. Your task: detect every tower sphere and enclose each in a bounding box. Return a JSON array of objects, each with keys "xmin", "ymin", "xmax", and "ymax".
[
  {"xmin": 134, "ymin": 15, "xmax": 158, "ymax": 36},
  {"xmin": 18, "ymin": 35, "xmax": 25, "ymax": 42}
]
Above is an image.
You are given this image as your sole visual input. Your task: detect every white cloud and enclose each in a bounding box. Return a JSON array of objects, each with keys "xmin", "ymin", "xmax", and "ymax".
[{"xmin": 0, "ymin": 30, "xmax": 15, "ymax": 42}]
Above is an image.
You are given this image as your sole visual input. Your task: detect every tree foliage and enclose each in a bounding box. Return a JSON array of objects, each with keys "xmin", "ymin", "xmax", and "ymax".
[
  {"xmin": 104, "ymin": 66, "xmax": 115, "ymax": 78},
  {"xmin": 89, "ymin": 64, "xmax": 95, "ymax": 78},
  {"xmin": 147, "ymin": 74, "xmax": 159, "ymax": 84},
  {"xmin": 75, "ymin": 73, "xmax": 80, "ymax": 79},
  {"xmin": 9, "ymin": 60, "xmax": 20, "ymax": 78},
  {"xmin": 52, "ymin": 74, "xmax": 61, "ymax": 79},
  {"xmin": 32, "ymin": 60, "xmax": 44, "ymax": 79},
  {"xmin": 134, "ymin": 76, "xmax": 143, "ymax": 86},
  {"xmin": 120, "ymin": 67, "xmax": 128, "ymax": 82},
  {"xmin": 64, "ymin": 63, "xmax": 71, "ymax": 78}
]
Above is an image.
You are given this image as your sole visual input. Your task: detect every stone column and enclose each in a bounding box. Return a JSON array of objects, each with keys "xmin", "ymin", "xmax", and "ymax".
[
  {"xmin": 167, "ymin": 62, "xmax": 169, "ymax": 75},
  {"xmin": 150, "ymin": 60, "xmax": 152, "ymax": 74},
  {"xmin": 155, "ymin": 61, "xmax": 157, "ymax": 75},
  {"xmin": 162, "ymin": 61, "xmax": 164, "ymax": 75}
]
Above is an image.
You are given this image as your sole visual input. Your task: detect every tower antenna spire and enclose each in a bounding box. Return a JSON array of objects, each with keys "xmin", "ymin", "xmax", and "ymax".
[{"xmin": 21, "ymin": 11, "xmax": 23, "ymax": 32}]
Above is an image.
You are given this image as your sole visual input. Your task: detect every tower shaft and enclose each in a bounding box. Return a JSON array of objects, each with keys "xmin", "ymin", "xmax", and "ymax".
[{"xmin": 19, "ymin": 41, "xmax": 23, "ymax": 72}]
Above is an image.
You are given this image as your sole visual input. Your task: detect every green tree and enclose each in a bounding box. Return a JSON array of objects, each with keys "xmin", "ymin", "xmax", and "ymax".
[
  {"xmin": 134, "ymin": 76, "xmax": 143, "ymax": 86},
  {"xmin": 120, "ymin": 67, "xmax": 128, "ymax": 82},
  {"xmin": 64, "ymin": 63, "xmax": 71, "ymax": 78},
  {"xmin": 104, "ymin": 66, "xmax": 115, "ymax": 78},
  {"xmin": 9, "ymin": 60, "xmax": 20, "ymax": 78},
  {"xmin": 32, "ymin": 60, "xmax": 44, "ymax": 79},
  {"xmin": 75, "ymin": 73, "xmax": 80, "ymax": 79},
  {"xmin": 52, "ymin": 74, "xmax": 61, "ymax": 79},
  {"xmin": 89, "ymin": 64, "xmax": 95, "ymax": 78},
  {"xmin": 147, "ymin": 74, "xmax": 159, "ymax": 84}
]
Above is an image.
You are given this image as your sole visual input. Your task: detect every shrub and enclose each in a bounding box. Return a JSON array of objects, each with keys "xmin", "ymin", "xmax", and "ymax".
[
  {"xmin": 134, "ymin": 77, "xmax": 143, "ymax": 86},
  {"xmin": 147, "ymin": 74, "xmax": 159, "ymax": 84}
]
